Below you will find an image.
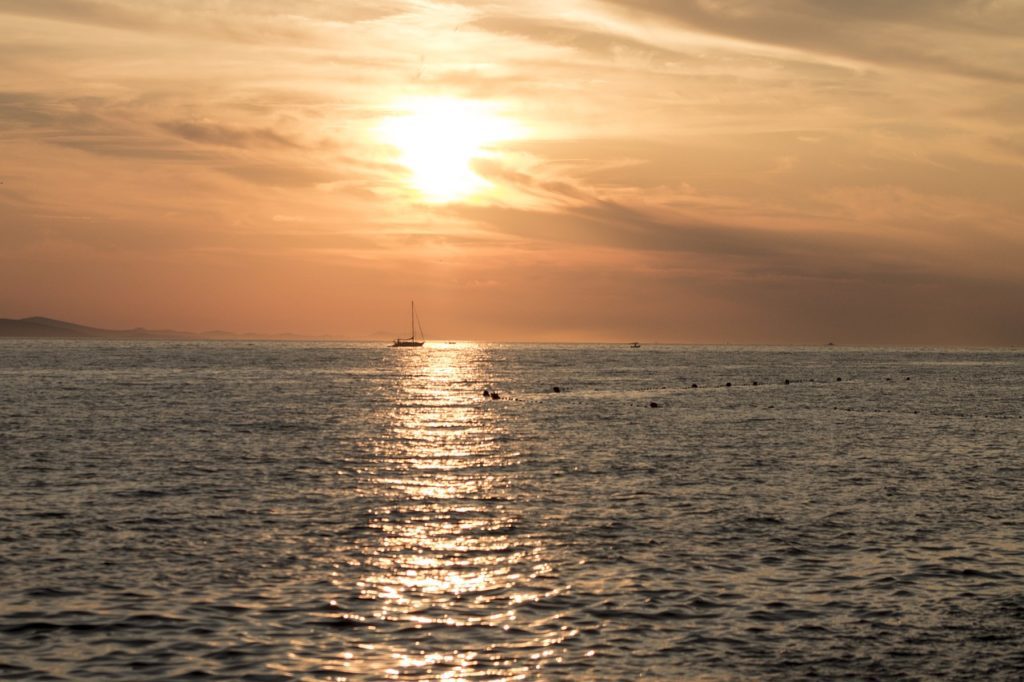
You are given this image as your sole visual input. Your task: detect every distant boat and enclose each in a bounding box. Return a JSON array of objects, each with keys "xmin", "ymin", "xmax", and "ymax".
[
  {"xmin": 391, "ymin": 301, "xmax": 425, "ymax": 347},
  {"xmin": 630, "ymin": 342, "xmax": 641, "ymax": 348}
]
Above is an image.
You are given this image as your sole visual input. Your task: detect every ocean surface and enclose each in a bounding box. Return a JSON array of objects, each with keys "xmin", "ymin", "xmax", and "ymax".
[{"xmin": 1, "ymin": 340, "xmax": 1022, "ymax": 680}]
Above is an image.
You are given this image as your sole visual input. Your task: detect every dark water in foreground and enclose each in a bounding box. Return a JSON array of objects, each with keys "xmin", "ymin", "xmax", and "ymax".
[{"xmin": 1, "ymin": 341, "xmax": 1022, "ymax": 680}]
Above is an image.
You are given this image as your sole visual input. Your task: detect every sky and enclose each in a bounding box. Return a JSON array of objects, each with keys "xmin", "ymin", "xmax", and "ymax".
[{"xmin": 1, "ymin": 0, "xmax": 1022, "ymax": 345}]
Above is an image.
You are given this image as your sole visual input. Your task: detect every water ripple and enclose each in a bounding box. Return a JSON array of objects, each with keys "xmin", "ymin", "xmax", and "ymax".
[{"xmin": 1, "ymin": 342, "xmax": 1022, "ymax": 679}]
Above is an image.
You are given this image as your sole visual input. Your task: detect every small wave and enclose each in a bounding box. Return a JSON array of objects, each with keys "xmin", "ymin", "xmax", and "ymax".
[
  {"xmin": 741, "ymin": 515, "xmax": 784, "ymax": 525},
  {"xmin": 1, "ymin": 621, "xmax": 62, "ymax": 634},
  {"xmin": 306, "ymin": 616, "xmax": 366, "ymax": 629},
  {"xmin": 24, "ymin": 587, "xmax": 84, "ymax": 598}
]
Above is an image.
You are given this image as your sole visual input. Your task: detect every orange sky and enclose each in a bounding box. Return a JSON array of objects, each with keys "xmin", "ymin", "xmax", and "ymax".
[{"xmin": 1, "ymin": 1, "xmax": 1022, "ymax": 344}]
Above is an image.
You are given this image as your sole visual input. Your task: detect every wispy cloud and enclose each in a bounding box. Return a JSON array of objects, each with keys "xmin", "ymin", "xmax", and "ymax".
[
  {"xmin": 159, "ymin": 121, "xmax": 304, "ymax": 149},
  {"xmin": 598, "ymin": 0, "xmax": 1024, "ymax": 82}
]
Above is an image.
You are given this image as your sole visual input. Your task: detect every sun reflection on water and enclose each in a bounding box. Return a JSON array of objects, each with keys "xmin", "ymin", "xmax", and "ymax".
[{"xmin": 327, "ymin": 345, "xmax": 571, "ymax": 679}]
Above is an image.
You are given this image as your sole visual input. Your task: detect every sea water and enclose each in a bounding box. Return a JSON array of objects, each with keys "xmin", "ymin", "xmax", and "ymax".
[{"xmin": 1, "ymin": 340, "xmax": 1022, "ymax": 680}]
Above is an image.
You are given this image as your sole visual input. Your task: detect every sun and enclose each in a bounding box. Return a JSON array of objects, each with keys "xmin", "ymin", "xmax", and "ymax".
[{"xmin": 378, "ymin": 97, "xmax": 518, "ymax": 203}]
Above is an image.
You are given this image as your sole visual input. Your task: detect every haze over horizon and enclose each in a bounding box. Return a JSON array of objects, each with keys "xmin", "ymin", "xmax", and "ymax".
[{"xmin": 2, "ymin": 1, "xmax": 1022, "ymax": 345}]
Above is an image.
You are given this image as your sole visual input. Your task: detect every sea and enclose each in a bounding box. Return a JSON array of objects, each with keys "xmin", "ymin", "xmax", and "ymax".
[{"xmin": 1, "ymin": 340, "xmax": 1022, "ymax": 680}]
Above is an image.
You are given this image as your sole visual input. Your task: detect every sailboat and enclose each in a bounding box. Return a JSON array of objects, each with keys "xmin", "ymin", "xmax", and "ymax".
[{"xmin": 391, "ymin": 301, "xmax": 425, "ymax": 347}]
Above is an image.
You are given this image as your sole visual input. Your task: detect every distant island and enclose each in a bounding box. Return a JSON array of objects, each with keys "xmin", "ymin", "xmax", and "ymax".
[{"xmin": 0, "ymin": 317, "xmax": 307, "ymax": 341}]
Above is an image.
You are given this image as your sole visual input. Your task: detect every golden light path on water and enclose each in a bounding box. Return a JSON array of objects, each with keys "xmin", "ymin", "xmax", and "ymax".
[{"xmin": 329, "ymin": 344, "xmax": 576, "ymax": 679}]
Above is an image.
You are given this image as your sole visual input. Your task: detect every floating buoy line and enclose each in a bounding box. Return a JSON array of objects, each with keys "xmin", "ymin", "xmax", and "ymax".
[{"xmin": 472, "ymin": 376, "xmax": 1021, "ymax": 418}]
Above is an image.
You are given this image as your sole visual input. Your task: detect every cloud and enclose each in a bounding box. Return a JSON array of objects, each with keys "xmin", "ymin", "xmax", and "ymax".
[
  {"xmin": 159, "ymin": 121, "xmax": 303, "ymax": 149},
  {"xmin": 469, "ymin": 14, "xmax": 692, "ymax": 64},
  {"xmin": 55, "ymin": 136, "xmax": 211, "ymax": 160},
  {"xmin": 452, "ymin": 157, "xmax": 1023, "ymax": 290},
  {"xmin": 0, "ymin": 91, "xmax": 101, "ymax": 130},
  {"xmin": 0, "ymin": 0, "xmax": 411, "ymax": 44},
  {"xmin": 0, "ymin": 92, "xmax": 220, "ymax": 161},
  {"xmin": 598, "ymin": 0, "xmax": 1024, "ymax": 82},
  {"xmin": 0, "ymin": 0, "xmax": 154, "ymax": 33},
  {"xmin": 219, "ymin": 164, "xmax": 338, "ymax": 187},
  {"xmin": 450, "ymin": 198, "xmax": 840, "ymax": 267}
]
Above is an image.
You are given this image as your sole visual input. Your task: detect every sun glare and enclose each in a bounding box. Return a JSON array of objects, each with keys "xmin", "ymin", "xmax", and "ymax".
[{"xmin": 378, "ymin": 97, "xmax": 518, "ymax": 203}]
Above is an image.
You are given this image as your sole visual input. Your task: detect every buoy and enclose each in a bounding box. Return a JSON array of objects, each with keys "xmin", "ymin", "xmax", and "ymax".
[
  {"xmin": 491, "ymin": 392, "xmax": 501, "ymax": 400},
  {"xmin": 752, "ymin": 381, "xmax": 759, "ymax": 386},
  {"xmin": 482, "ymin": 389, "xmax": 490, "ymax": 397},
  {"xmin": 725, "ymin": 382, "xmax": 732, "ymax": 387},
  {"xmin": 836, "ymin": 377, "xmax": 842, "ymax": 382},
  {"xmin": 784, "ymin": 379, "xmax": 790, "ymax": 385},
  {"xmin": 691, "ymin": 383, "xmax": 698, "ymax": 389},
  {"xmin": 552, "ymin": 386, "xmax": 561, "ymax": 393},
  {"xmin": 650, "ymin": 402, "xmax": 659, "ymax": 408}
]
